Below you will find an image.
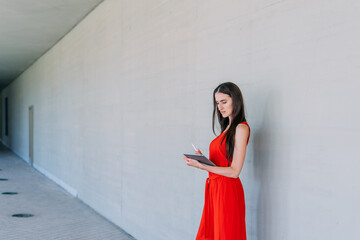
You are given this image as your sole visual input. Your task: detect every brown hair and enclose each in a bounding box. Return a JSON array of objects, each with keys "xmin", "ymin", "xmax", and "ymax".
[{"xmin": 212, "ymin": 82, "xmax": 246, "ymax": 165}]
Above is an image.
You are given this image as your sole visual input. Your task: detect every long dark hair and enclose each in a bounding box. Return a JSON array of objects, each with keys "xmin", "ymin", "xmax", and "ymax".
[{"xmin": 212, "ymin": 82, "xmax": 246, "ymax": 165}]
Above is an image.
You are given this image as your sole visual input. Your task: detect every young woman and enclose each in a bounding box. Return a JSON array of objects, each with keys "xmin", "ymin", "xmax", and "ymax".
[{"xmin": 183, "ymin": 82, "xmax": 250, "ymax": 240}]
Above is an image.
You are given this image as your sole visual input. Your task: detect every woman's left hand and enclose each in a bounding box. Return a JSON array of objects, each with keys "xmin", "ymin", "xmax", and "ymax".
[{"xmin": 183, "ymin": 156, "xmax": 203, "ymax": 169}]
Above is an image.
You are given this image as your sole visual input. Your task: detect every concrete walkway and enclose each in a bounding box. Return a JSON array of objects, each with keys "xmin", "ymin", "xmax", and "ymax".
[{"xmin": 0, "ymin": 144, "xmax": 135, "ymax": 240}]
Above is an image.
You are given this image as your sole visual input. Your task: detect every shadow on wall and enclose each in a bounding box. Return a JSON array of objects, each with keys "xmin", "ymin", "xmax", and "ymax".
[{"xmin": 251, "ymin": 88, "xmax": 291, "ymax": 240}]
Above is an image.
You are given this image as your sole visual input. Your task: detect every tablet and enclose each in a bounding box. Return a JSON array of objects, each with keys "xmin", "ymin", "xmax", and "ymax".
[{"xmin": 184, "ymin": 154, "xmax": 216, "ymax": 166}]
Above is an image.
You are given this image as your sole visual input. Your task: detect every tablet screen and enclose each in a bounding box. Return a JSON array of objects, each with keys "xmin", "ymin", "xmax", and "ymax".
[{"xmin": 184, "ymin": 154, "xmax": 216, "ymax": 166}]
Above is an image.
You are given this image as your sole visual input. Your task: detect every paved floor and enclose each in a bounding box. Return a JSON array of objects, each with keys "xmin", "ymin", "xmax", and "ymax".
[{"xmin": 0, "ymin": 144, "xmax": 135, "ymax": 240}]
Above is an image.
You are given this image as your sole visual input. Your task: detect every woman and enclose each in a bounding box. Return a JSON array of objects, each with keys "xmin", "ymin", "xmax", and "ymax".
[{"xmin": 183, "ymin": 82, "xmax": 250, "ymax": 240}]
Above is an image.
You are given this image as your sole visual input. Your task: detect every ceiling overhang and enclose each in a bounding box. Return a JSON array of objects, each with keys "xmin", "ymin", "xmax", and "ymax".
[{"xmin": 0, "ymin": 0, "xmax": 104, "ymax": 90}]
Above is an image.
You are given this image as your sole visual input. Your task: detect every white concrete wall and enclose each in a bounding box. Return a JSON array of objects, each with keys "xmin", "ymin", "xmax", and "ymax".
[{"xmin": 1, "ymin": 0, "xmax": 360, "ymax": 239}]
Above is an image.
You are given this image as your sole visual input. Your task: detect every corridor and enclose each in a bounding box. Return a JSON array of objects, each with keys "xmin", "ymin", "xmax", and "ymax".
[{"xmin": 0, "ymin": 144, "xmax": 134, "ymax": 240}]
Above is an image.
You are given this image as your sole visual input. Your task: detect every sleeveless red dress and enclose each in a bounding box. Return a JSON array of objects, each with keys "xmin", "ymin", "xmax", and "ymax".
[{"xmin": 196, "ymin": 121, "xmax": 250, "ymax": 240}]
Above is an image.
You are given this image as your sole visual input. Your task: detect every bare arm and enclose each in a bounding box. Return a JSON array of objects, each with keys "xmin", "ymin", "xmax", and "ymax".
[{"xmin": 184, "ymin": 124, "xmax": 249, "ymax": 178}]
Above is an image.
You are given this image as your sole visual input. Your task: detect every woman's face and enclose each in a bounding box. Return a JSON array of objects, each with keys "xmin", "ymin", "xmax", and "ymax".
[{"xmin": 215, "ymin": 92, "xmax": 233, "ymax": 119}]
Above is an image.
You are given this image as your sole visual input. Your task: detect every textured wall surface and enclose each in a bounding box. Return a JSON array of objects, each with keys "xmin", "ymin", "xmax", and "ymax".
[{"xmin": 1, "ymin": 0, "xmax": 360, "ymax": 239}]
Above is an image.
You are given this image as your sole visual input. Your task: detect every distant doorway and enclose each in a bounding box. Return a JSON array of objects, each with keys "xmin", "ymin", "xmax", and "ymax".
[{"xmin": 29, "ymin": 106, "xmax": 34, "ymax": 166}]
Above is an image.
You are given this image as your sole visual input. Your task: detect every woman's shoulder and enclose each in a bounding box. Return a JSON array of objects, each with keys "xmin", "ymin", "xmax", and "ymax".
[
  {"xmin": 235, "ymin": 122, "xmax": 250, "ymax": 143},
  {"xmin": 235, "ymin": 122, "xmax": 250, "ymax": 135},
  {"xmin": 237, "ymin": 121, "xmax": 250, "ymax": 129}
]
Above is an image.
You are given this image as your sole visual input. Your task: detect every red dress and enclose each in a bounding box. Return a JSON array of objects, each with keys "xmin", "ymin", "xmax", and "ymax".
[{"xmin": 196, "ymin": 122, "xmax": 250, "ymax": 240}]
